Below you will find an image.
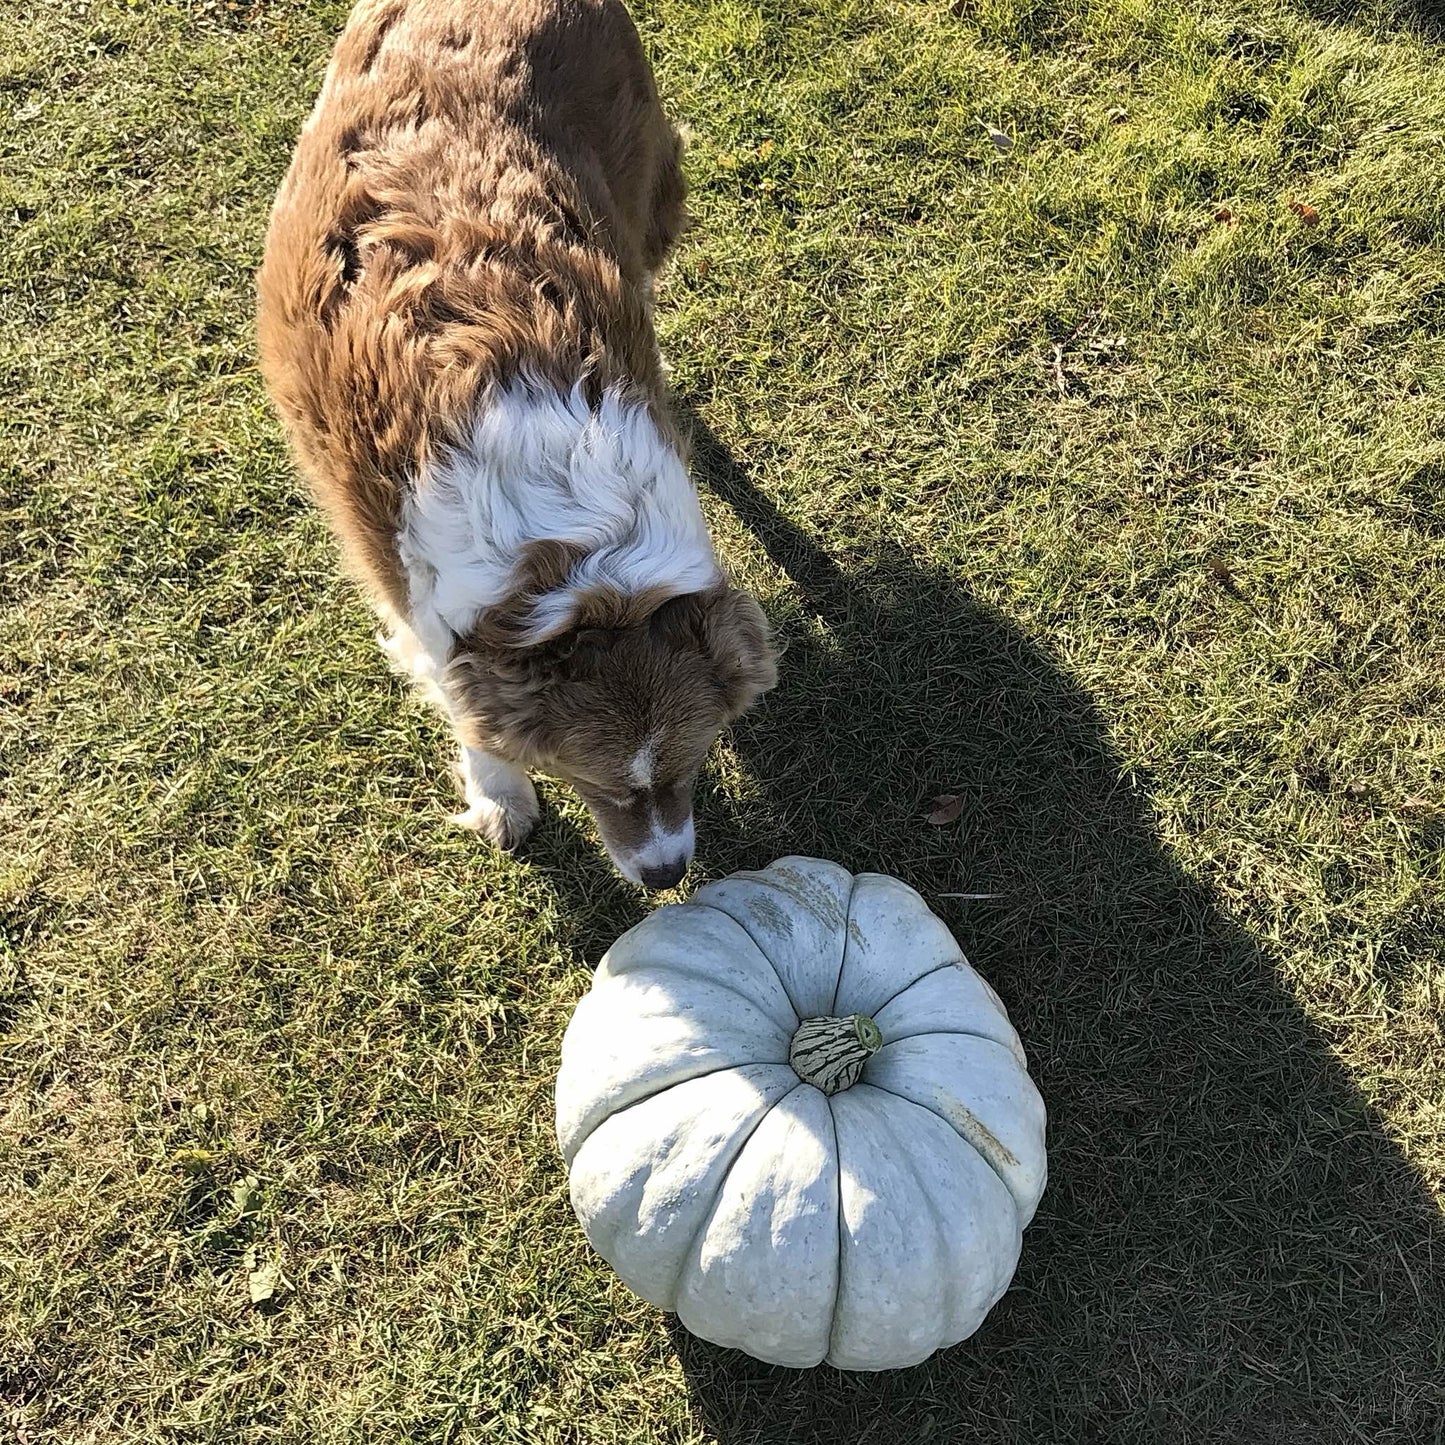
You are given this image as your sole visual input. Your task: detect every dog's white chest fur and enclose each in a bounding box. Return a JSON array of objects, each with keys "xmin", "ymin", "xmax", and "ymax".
[{"xmin": 397, "ymin": 379, "xmax": 719, "ymax": 657}]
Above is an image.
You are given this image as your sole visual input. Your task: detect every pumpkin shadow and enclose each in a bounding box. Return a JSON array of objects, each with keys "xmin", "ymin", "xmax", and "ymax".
[{"xmin": 663, "ymin": 409, "xmax": 1445, "ymax": 1445}]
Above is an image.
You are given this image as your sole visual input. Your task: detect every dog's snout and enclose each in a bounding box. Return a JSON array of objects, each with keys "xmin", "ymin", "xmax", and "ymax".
[
  {"xmin": 639, "ymin": 856, "xmax": 688, "ymax": 891},
  {"xmin": 610, "ymin": 811, "xmax": 695, "ymax": 890}
]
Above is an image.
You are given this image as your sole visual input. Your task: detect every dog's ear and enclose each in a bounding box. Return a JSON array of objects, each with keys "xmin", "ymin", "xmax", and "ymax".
[
  {"xmin": 547, "ymin": 624, "xmax": 615, "ymax": 679},
  {"xmin": 657, "ymin": 586, "xmax": 777, "ymax": 721},
  {"xmin": 444, "ymin": 638, "xmax": 560, "ymax": 762},
  {"xmin": 449, "ymin": 614, "xmax": 601, "ymax": 693},
  {"xmin": 465, "ymin": 538, "xmax": 609, "ymax": 650}
]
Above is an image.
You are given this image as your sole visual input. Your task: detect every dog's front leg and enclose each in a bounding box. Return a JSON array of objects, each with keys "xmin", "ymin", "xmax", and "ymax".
[
  {"xmin": 451, "ymin": 746, "xmax": 540, "ymax": 851},
  {"xmin": 379, "ymin": 614, "xmax": 540, "ymax": 851}
]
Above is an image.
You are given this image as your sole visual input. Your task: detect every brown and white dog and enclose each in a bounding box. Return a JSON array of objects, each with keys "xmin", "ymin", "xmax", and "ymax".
[{"xmin": 257, "ymin": 0, "xmax": 776, "ymax": 887}]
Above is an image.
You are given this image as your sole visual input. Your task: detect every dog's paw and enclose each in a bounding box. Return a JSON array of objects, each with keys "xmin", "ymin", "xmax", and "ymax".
[
  {"xmin": 450, "ymin": 785, "xmax": 540, "ymax": 852},
  {"xmin": 451, "ymin": 750, "xmax": 539, "ymax": 851}
]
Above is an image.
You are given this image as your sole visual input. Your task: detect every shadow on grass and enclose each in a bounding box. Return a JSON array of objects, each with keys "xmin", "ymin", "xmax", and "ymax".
[
  {"xmin": 1296, "ymin": 0, "xmax": 1445, "ymax": 38},
  {"xmin": 650, "ymin": 409, "xmax": 1445, "ymax": 1445}
]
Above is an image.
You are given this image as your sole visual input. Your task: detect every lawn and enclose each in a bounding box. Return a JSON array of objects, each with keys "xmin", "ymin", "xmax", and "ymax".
[{"xmin": 3, "ymin": 0, "xmax": 1444, "ymax": 1439}]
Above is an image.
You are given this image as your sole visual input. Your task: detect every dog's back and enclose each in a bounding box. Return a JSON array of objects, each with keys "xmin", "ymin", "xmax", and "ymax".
[{"xmin": 256, "ymin": 0, "xmax": 685, "ymax": 610}]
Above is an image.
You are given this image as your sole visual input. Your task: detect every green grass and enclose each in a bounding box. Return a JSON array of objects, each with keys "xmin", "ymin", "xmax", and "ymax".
[{"xmin": 2, "ymin": 0, "xmax": 1444, "ymax": 1438}]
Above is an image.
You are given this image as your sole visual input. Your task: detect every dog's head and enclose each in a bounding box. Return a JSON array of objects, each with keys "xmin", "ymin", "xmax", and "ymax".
[{"xmin": 450, "ymin": 586, "xmax": 776, "ymax": 886}]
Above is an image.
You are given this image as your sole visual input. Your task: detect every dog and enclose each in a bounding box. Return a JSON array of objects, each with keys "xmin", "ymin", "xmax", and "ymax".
[{"xmin": 256, "ymin": 0, "xmax": 776, "ymax": 888}]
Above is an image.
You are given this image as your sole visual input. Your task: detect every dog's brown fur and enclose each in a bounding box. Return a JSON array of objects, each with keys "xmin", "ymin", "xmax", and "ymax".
[
  {"xmin": 257, "ymin": 0, "xmax": 686, "ymax": 612},
  {"xmin": 256, "ymin": 0, "xmax": 775, "ymax": 881}
]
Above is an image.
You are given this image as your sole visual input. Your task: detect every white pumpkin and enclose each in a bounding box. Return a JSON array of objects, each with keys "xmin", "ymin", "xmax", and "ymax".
[{"xmin": 555, "ymin": 857, "xmax": 1047, "ymax": 1371}]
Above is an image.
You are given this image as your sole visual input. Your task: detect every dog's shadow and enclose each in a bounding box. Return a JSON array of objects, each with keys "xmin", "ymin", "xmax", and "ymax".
[
  {"xmin": 525, "ymin": 413, "xmax": 1443, "ymax": 1443},
  {"xmin": 615, "ymin": 412, "xmax": 1438, "ymax": 1444},
  {"xmin": 1299, "ymin": 0, "xmax": 1444, "ymax": 39}
]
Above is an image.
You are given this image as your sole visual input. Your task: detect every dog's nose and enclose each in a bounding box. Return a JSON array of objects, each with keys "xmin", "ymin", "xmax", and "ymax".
[{"xmin": 639, "ymin": 856, "xmax": 688, "ymax": 890}]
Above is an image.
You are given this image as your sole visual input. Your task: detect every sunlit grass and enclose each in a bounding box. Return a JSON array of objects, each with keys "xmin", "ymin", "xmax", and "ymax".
[{"xmin": 2, "ymin": 0, "xmax": 1442, "ymax": 1439}]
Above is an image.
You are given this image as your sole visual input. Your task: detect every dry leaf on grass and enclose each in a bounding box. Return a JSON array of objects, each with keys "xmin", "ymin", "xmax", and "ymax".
[
  {"xmin": 1207, "ymin": 557, "xmax": 1238, "ymax": 590},
  {"xmin": 1287, "ymin": 196, "xmax": 1320, "ymax": 225},
  {"xmin": 983, "ymin": 123, "xmax": 1014, "ymax": 153},
  {"xmin": 924, "ymin": 794, "xmax": 965, "ymax": 825},
  {"xmin": 232, "ymin": 1174, "xmax": 261, "ymax": 1218},
  {"xmin": 244, "ymin": 1247, "xmax": 278, "ymax": 1306}
]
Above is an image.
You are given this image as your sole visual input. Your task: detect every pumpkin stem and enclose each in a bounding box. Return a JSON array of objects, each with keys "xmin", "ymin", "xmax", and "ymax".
[{"xmin": 789, "ymin": 1013, "xmax": 883, "ymax": 1095}]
